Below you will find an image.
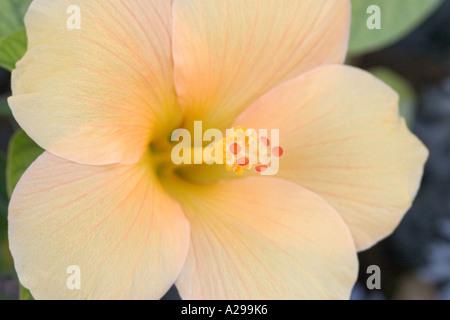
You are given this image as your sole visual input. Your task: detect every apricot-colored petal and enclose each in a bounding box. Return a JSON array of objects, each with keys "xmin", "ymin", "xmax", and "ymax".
[
  {"xmin": 8, "ymin": 152, "xmax": 189, "ymax": 299},
  {"xmin": 172, "ymin": 0, "xmax": 350, "ymax": 130},
  {"xmin": 236, "ymin": 65, "xmax": 428, "ymax": 251},
  {"xmin": 166, "ymin": 176, "xmax": 357, "ymax": 299},
  {"xmin": 9, "ymin": 0, "xmax": 180, "ymax": 165}
]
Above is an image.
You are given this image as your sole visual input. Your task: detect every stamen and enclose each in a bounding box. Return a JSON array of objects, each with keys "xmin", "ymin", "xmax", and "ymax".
[
  {"xmin": 255, "ymin": 165, "xmax": 268, "ymax": 173},
  {"xmin": 237, "ymin": 156, "xmax": 250, "ymax": 167},
  {"xmin": 230, "ymin": 142, "xmax": 241, "ymax": 155},
  {"xmin": 260, "ymin": 136, "xmax": 270, "ymax": 147},
  {"xmin": 219, "ymin": 127, "xmax": 284, "ymax": 175},
  {"xmin": 272, "ymin": 146, "xmax": 284, "ymax": 157}
]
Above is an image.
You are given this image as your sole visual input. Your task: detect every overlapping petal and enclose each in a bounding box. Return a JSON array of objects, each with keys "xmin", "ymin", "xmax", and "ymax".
[
  {"xmin": 9, "ymin": 0, "xmax": 180, "ymax": 165},
  {"xmin": 8, "ymin": 152, "xmax": 190, "ymax": 299},
  {"xmin": 172, "ymin": 0, "xmax": 350, "ymax": 130},
  {"xmin": 236, "ymin": 65, "xmax": 428, "ymax": 250},
  {"xmin": 165, "ymin": 176, "xmax": 357, "ymax": 299}
]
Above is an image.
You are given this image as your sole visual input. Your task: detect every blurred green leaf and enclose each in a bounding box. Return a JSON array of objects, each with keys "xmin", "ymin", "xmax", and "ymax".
[
  {"xmin": 0, "ymin": 99, "xmax": 12, "ymax": 118},
  {"xmin": 0, "ymin": 154, "xmax": 8, "ymax": 221},
  {"xmin": 0, "ymin": 152, "xmax": 14, "ymax": 275},
  {"xmin": 371, "ymin": 67, "xmax": 417, "ymax": 128},
  {"xmin": 0, "ymin": 0, "xmax": 31, "ymax": 71},
  {"xmin": 6, "ymin": 129, "xmax": 43, "ymax": 300},
  {"xmin": 0, "ymin": 0, "xmax": 32, "ymax": 40},
  {"xmin": 349, "ymin": 0, "xmax": 443, "ymax": 55},
  {"xmin": 19, "ymin": 285, "xmax": 33, "ymax": 300},
  {"xmin": 7, "ymin": 129, "xmax": 43, "ymax": 198},
  {"xmin": 0, "ymin": 28, "xmax": 27, "ymax": 71},
  {"xmin": 0, "ymin": 154, "xmax": 9, "ymax": 216}
]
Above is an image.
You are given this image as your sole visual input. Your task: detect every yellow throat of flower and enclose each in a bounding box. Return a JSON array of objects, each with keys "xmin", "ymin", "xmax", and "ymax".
[{"xmin": 152, "ymin": 125, "xmax": 284, "ymax": 177}]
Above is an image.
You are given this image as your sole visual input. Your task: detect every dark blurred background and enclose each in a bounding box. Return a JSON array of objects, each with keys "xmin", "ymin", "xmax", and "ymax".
[{"xmin": 354, "ymin": 0, "xmax": 450, "ymax": 300}]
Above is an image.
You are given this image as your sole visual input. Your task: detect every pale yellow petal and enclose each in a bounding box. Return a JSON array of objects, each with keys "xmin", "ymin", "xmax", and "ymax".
[
  {"xmin": 165, "ymin": 176, "xmax": 357, "ymax": 299},
  {"xmin": 172, "ymin": 0, "xmax": 350, "ymax": 130},
  {"xmin": 8, "ymin": 152, "xmax": 190, "ymax": 299},
  {"xmin": 9, "ymin": 0, "xmax": 180, "ymax": 165},
  {"xmin": 236, "ymin": 65, "xmax": 428, "ymax": 251}
]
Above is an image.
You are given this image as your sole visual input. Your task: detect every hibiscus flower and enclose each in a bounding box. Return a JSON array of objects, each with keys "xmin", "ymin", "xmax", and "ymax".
[{"xmin": 7, "ymin": 0, "xmax": 427, "ymax": 299}]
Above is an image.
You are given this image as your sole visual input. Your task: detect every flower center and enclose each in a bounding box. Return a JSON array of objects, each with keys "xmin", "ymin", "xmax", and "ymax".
[
  {"xmin": 220, "ymin": 126, "xmax": 284, "ymax": 175},
  {"xmin": 152, "ymin": 124, "xmax": 284, "ymax": 178}
]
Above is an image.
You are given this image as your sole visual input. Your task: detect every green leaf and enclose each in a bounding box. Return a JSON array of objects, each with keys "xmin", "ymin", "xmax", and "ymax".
[
  {"xmin": 19, "ymin": 285, "xmax": 33, "ymax": 300},
  {"xmin": 349, "ymin": 0, "xmax": 443, "ymax": 55},
  {"xmin": 0, "ymin": 98, "xmax": 12, "ymax": 118},
  {"xmin": 6, "ymin": 129, "xmax": 43, "ymax": 300},
  {"xmin": 370, "ymin": 67, "xmax": 417, "ymax": 128},
  {"xmin": 0, "ymin": 0, "xmax": 32, "ymax": 71},
  {"xmin": 6, "ymin": 129, "xmax": 44, "ymax": 198},
  {"xmin": 0, "ymin": 28, "xmax": 27, "ymax": 71},
  {"xmin": 0, "ymin": 152, "xmax": 14, "ymax": 276},
  {"xmin": 0, "ymin": 0, "xmax": 32, "ymax": 40},
  {"xmin": 0, "ymin": 154, "xmax": 9, "ymax": 219}
]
